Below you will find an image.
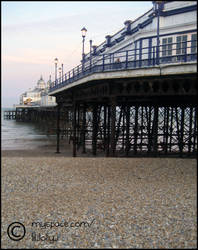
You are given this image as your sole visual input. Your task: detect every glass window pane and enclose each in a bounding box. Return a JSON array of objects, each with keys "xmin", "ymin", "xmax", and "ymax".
[
  {"xmin": 177, "ymin": 36, "xmax": 181, "ymax": 42},
  {"xmin": 191, "ymin": 34, "xmax": 197, "ymax": 53},
  {"xmin": 182, "ymin": 35, "xmax": 187, "ymax": 41},
  {"xmin": 162, "ymin": 45, "xmax": 166, "ymax": 56},
  {"xmin": 182, "ymin": 36, "xmax": 187, "ymax": 54},
  {"xmin": 192, "ymin": 34, "xmax": 197, "ymax": 40},
  {"xmin": 168, "ymin": 44, "xmax": 172, "ymax": 56},
  {"xmin": 167, "ymin": 37, "xmax": 172, "ymax": 56},
  {"xmin": 161, "ymin": 37, "xmax": 173, "ymax": 56},
  {"xmin": 176, "ymin": 36, "xmax": 181, "ymax": 54},
  {"xmin": 162, "ymin": 38, "xmax": 167, "ymax": 44}
]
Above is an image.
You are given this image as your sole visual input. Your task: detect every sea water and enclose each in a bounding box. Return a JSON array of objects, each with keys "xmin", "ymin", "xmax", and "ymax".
[{"xmin": 1, "ymin": 107, "xmax": 56, "ymax": 150}]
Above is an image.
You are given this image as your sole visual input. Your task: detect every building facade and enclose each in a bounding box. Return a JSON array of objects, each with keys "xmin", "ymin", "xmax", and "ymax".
[
  {"xmin": 40, "ymin": 76, "xmax": 57, "ymax": 106},
  {"xmin": 20, "ymin": 76, "xmax": 56, "ymax": 106},
  {"xmin": 50, "ymin": 1, "xmax": 197, "ymax": 90},
  {"xmin": 82, "ymin": 1, "xmax": 197, "ymax": 69}
]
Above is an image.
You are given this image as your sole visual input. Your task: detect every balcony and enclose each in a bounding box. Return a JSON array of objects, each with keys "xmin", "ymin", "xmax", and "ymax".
[{"xmin": 49, "ymin": 39, "xmax": 197, "ymax": 93}]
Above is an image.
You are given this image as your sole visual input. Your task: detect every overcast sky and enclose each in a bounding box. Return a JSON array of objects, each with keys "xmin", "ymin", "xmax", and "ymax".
[{"xmin": 2, "ymin": 1, "xmax": 153, "ymax": 107}]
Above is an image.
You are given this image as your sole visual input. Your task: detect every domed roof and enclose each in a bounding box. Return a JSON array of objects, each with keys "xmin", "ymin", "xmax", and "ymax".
[{"xmin": 37, "ymin": 75, "xmax": 45, "ymax": 89}]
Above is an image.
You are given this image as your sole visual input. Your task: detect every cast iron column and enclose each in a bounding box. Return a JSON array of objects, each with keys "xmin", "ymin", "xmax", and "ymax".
[
  {"xmin": 110, "ymin": 98, "xmax": 116, "ymax": 157},
  {"xmin": 106, "ymin": 105, "xmax": 110, "ymax": 157},
  {"xmin": 56, "ymin": 102, "xmax": 61, "ymax": 153},
  {"xmin": 92, "ymin": 103, "xmax": 98, "ymax": 156},
  {"xmin": 134, "ymin": 106, "xmax": 139, "ymax": 155},
  {"xmin": 73, "ymin": 102, "xmax": 77, "ymax": 157},
  {"xmin": 153, "ymin": 105, "xmax": 159, "ymax": 156},
  {"xmin": 103, "ymin": 105, "xmax": 107, "ymax": 153},
  {"xmin": 125, "ymin": 105, "xmax": 130, "ymax": 156},
  {"xmin": 82, "ymin": 103, "xmax": 86, "ymax": 153}
]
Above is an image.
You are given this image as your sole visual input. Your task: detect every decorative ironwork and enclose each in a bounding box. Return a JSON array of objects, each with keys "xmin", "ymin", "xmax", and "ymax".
[
  {"xmin": 50, "ymin": 38, "xmax": 197, "ymax": 92},
  {"xmin": 67, "ymin": 104, "xmax": 197, "ymax": 157}
]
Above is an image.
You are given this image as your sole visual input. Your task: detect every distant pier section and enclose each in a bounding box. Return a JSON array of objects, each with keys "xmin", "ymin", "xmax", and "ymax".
[
  {"xmin": 4, "ymin": 109, "xmax": 16, "ymax": 120},
  {"xmin": 4, "ymin": 105, "xmax": 57, "ymax": 122},
  {"xmin": 3, "ymin": 104, "xmax": 71, "ymax": 138}
]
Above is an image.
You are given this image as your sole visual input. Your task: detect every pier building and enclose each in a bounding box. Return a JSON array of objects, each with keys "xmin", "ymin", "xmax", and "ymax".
[{"xmin": 20, "ymin": 75, "xmax": 56, "ymax": 106}]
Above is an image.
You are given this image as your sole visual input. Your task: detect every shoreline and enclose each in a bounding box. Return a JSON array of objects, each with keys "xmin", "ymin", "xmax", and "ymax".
[
  {"xmin": 2, "ymin": 147, "xmax": 197, "ymax": 158},
  {"xmin": 2, "ymin": 149, "xmax": 197, "ymax": 158},
  {"xmin": 1, "ymin": 138, "xmax": 74, "ymax": 157},
  {"xmin": 2, "ymin": 141, "xmax": 197, "ymax": 158}
]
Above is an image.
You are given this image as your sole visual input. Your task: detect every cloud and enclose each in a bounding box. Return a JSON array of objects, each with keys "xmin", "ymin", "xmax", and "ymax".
[{"xmin": 2, "ymin": 13, "xmax": 83, "ymax": 34}]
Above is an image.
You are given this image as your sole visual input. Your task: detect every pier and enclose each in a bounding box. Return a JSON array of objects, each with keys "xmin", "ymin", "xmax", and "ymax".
[
  {"xmin": 4, "ymin": 106, "xmax": 56, "ymax": 122},
  {"xmin": 47, "ymin": 1, "xmax": 197, "ymax": 158},
  {"xmin": 3, "ymin": 105, "xmax": 73, "ymax": 141},
  {"xmin": 49, "ymin": 38, "xmax": 197, "ymax": 158},
  {"xmin": 4, "ymin": 43, "xmax": 197, "ymax": 158},
  {"xmin": 4, "ymin": 110, "xmax": 16, "ymax": 120},
  {"xmin": 2, "ymin": 2, "xmax": 197, "ymax": 249},
  {"xmin": 4, "ymin": 1, "xmax": 197, "ymax": 158}
]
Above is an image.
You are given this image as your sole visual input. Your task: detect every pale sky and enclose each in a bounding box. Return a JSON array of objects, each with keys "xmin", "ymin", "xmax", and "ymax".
[{"xmin": 2, "ymin": 1, "xmax": 153, "ymax": 107}]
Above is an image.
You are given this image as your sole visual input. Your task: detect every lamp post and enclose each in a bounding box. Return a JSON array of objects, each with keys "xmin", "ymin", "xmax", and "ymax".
[
  {"xmin": 92, "ymin": 45, "xmax": 97, "ymax": 55},
  {"xmin": 61, "ymin": 63, "xmax": 64, "ymax": 81},
  {"xmin": 54, "ymin": 58, "xmax": 58, "ymax": 85},
  {"xmin": 89, "ymin": 39, "xmax": 92, "ymax": 69},
  {"xmin": 153, "ymin": 1, "xmax": 162, "ymax": 65},
  {"xmin": 58, "ymin": 67, "xmax": 62, "ymax": 82},
  {"xmin": 49, "ymin": 74, "xmax": 51, "ymax": 89},
  {"xmin": 156, "ymin": 2, "xmax": 160, "ymax": 65},
  {"xmin": 81, "ymin": 27, "xmax": 87, "ymax": 70}
]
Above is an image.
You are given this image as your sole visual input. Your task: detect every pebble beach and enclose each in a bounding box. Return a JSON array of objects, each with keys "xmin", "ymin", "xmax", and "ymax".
[{"xmin": 1, "ymin": 148, "xmax": 197, "ymax": 249}]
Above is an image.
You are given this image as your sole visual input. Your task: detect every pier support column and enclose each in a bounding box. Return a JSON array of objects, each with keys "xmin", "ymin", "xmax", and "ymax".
[
  {"xmin": 134, "ymin": 106, "xmax": 139, "ymax": 155},
  {"xmin": 125, "ymin": 105, "xmax": 130, "ymax": 156},
  {"xmin": 106, "ymin": 105, "xmax": 110, "ymax": 157},
  {"xmin": 73, "ymin": 102, "xmax": 77, "ymax": 157},
  {"xmin": 82, "ymin": 103, "xmax": 86, "ymax": 154},
  {"xmin": 92, "ymin": 103, "xmax": 98, "ymax": 156},
  {"xmin": 77, "ymin": 104, "xmax": 80, "ymax": 147},
  {"xmin": 153, "ymin": 105, "xmax": 159, "ymax": 156},
  {"xmin": 103, "ymin": 105, "xmax": 107, "ymax": 153},
  {"xmin": 179, "ymin": 106, "xmax": 185, "ymax": 157},
  {"xmin": 56, "ymin": 103, "xmax": 61, "ymax": 153},
  {"xmin": 110, "ymin": 98, "xmax": 116, "ymax": 157}
]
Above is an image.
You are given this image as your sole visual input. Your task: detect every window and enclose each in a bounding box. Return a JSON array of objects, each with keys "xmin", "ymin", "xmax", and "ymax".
[
  {"xmin": 191, "ymin": 34, "xmax": 197, "ymax": 53},
  {"xmin": 176, "ymin": 35, "xmax": 187, "ymax": 55},
  {"xmin": 162, "ymin": 37, "xmax": 173, "ymax": 56}
]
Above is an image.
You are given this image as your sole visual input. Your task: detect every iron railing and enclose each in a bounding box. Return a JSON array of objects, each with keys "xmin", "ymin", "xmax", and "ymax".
[{"xmin": 49, "ymin": 39, "xmax": 197, "ymax": 92}]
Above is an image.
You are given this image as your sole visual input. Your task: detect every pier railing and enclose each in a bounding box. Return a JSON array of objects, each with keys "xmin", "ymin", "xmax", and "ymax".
[{"xmin": 49, "ymin": 39, "xmax": 197, "ymax": 92}]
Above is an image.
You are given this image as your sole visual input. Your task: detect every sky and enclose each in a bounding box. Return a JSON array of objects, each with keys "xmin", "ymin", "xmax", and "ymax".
[{"xmin": 2, "ymin": 1, "xmax": 153, "ymax": 107}]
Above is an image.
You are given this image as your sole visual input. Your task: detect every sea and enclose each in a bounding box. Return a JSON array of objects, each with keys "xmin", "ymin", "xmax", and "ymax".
[{"xmin": 1, "ymin": 107, "xmax": 56, "ymax": 150}]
